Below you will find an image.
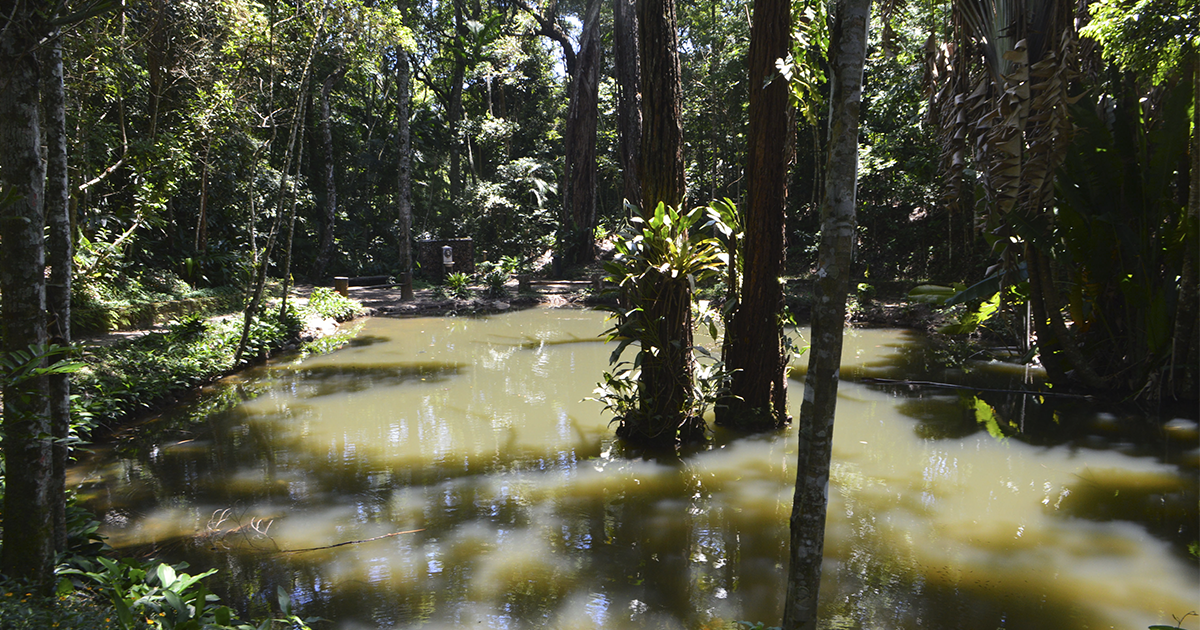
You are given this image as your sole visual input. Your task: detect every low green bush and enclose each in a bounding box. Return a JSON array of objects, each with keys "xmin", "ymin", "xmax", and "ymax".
[
  {"xmin": 445, "ymin": 272, "xmax": 473, "ymax": 299},
  {"xmin": 58, "ymin": 557, "xmax": 318, "ymax": 630},
  {"xmin": 0, "ymin": 584, "xmax": 122, "ymax": 630},
  {"xmin": 306, "ymin": 287, "xmax": 364, "ymax": 322}
]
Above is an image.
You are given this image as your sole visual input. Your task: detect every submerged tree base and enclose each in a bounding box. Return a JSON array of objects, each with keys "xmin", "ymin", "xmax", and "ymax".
[{"xmin": 614, "ymin": 413, "xmax": 707, "ymax": 449}]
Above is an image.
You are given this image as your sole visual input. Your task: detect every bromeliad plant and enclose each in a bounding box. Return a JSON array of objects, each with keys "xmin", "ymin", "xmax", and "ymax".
[{"xmin": 595, "ymin": 202, "xmax": 730, "ymax": 448}]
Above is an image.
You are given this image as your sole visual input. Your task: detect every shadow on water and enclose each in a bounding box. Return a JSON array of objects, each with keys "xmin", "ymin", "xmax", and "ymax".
[
  {"xmin": 270, "ymin": 362, "xmax": 467, "ymax": 398},
  {"xmin": 72, "ymin": 312, "xmax": 1200, "ymax": 630},
  {"xmin": 344, "ymin": 335, "xmax": 391, "ymax": 348}
]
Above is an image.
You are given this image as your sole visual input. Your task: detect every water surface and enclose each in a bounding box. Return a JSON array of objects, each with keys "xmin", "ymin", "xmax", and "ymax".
[{"xmin": 72, "ymin": 308, "xmax": 1200, "ymax": 629}]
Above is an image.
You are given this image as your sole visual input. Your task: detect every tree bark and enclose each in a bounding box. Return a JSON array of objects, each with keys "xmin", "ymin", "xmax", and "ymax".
[
  {"xmin": 559, "ymin": 0, "xmax": 602, "ymax": 266},
  {"xmin": 194, "ymin": 139, "xmax": 211, "ymax": 252},
  {"xmin": 1172, "ymin": 52, "xmax": 1199, "ymax": 398},
  {"xmin": 782, "ymin": 0, "xmax": 870, "ymax": 626},
  {"xmin": 42, "ymin": 26, "xmax": 72, "ymax": 556},
  {"xmin": 638, "ymin": 0, "xmax": 686, "ymax": 213},
  {"xmin": 397, "ymin": 49, "xmax": 415, "ymax": 301},
  {"xmin": 0, "ymin": 2, "xmax": 54, "ymax": 588},
  {"xmin": 449, "ymin": 0, "xmax": 468, "ymax": 202},
  {"xmin": 718, "ymin": 0, "xmax": 793, "ymax": 430},
  {"xmin": 612, "ymin": 0, "xmax": 642, "ymax": 210},
  {"xmin": 314, "ymin": 64, "xmax": 348, "ymax": 281},
  {"xmin": 622, "ymin": 0, "xmax": 696, "ymax": 448}
]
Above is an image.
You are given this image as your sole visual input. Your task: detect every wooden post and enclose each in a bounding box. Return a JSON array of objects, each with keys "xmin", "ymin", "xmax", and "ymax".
[
  {"xmin": 517, "ymin": 274, "xmax": 531, "ymax": 292},
  {"xmin": 334, "ymin": 276, "xmax": 349, "ymax": 297}
]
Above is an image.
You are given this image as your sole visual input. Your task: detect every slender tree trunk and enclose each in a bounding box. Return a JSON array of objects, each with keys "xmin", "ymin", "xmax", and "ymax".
[
  {"xmin": 612, "ymin": 0, "xmax": 642, "ymax": 210},
  {"xmin": 1172, "ymin": 53, "xmax": 1199, "ymax": 398},
  {"xmin": 42, "ymin": 27, "xmax": 72, "ymax": 556},
  {"xmin": 280, "ymin": 118, "xmax": 308, "ymax": 318},
  {"xmin": 782, "ymin": 0, "xmax": 869, "ymax": 626},
  {"xmin": 397, "ymin": 49, "xmax": 415, "ymax": 300},
  {"xmin": 236, "ymin": 18, "xmax": 320, "ymax": 365},
  {"xmin": 719, "ymin": 0, "xmax": 792, "ymax": 430},
  {"xmin": 314, "ymin": 65, "xmax": 348, "ymax": 281},
  {"xmin": 560, "ymin": 0, "xmax": 602, "ymax": 266},
  {"xmin": 195, "ymin": 139, "xmax": 211, "ymax": 252},
  {"xmin": 0, "ymin": 3, "xmax": 53, "ymax": 588},
  {"xmin": 449, "ymin": 0, "xmax": 467, "ymax": 203},
  {"xmin": 638, "ymin": 0, "xmax": 686, "ymax": 213}
]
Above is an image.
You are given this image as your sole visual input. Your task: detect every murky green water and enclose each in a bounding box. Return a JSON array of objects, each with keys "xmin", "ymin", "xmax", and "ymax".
[{"xmin": 72, "ymin": 308, "xmax": 1200, "ymax": 630}]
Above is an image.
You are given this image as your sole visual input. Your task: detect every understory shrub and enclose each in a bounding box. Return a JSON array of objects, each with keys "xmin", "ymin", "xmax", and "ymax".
[{"xmin": 306, "ymin": 287, "xmax": 364, "ymax": 322}]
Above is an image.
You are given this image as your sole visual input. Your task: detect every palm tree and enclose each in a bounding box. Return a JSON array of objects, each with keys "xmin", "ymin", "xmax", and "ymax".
[{"xmin": 931, "ymin": 0, "xmax": 1103, "ymax": 387}]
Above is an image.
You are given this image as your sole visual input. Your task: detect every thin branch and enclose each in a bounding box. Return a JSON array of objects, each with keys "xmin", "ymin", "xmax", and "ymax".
[
  {"xmin": 274, "ymin": 529, "xmax": 426, "ymax": 555},
  {"xmin": 860, "ymin": 377, "xmax": 1096, "ymax": 399}
]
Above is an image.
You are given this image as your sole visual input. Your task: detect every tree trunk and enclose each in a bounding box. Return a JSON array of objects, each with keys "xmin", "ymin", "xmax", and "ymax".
[
  {"xmin": 42, "ymin": 26, "xmax": 72, "ymax": 556},
  {"xmin": 612, "ymin": 0, "xmax": 642, "ymax": 210},
  {"xmin": 194, "ymin": 139, "xmax": 210, "ymax": 253},
  {"xmin": 621, "ymin": 0, "xmax": 697, "ymax": 448},
  {"xmin": 0, "ymin": 3, "xmax": 54, "ymax": 588},
  {"xmin": 637, "ymin": 0, "xmax": 686, "ymax": 213},
  {"xmin": 236, "ymin": 20, "xmax": 320, "ymax": 365},
  {"xmin": 397, "ymin": 50, "xmax": 415, "ymax": 301},
  {"xmin": 559, "ymin": 0, "xmax": 602, "ymax": 266},
  {"xmin": 280, "ymin": 117, "xmax": 308, "ymax": 319},
  {"xmin": 1172, "ymin": 52, "xmax": 1199, "ymax": 398},
  {"xmin": 615, "ymin": 268, "xmax": 700, "ymax": 448},
  {"xmin": 314, "ymin": 65, "xmax": 348, "ymax": 281},
  {"xmin": 782, "ymin": 0, "xmax": 869, "ymax": 626},
  {"xmin": 718, "ymin": 0, "xmax": 793, "ymax": 430},
  {"xmin": 449, "ymin": 0, "xmax": 468, "ymax": 202}
]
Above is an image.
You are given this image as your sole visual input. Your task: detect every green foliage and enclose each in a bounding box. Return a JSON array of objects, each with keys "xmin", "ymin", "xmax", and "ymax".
[
  {"xmin": 1081, "ymin": 0, "xmax": 1198, "ymax": 85},
  {"xmin": 478, "ymin": 261, "xmax": 512, "ymax": 298},
  {"xmin": 937, "ymin": 292, "xmax": 1002, "ymax": 335},
  {"xmin": 907, "ymin": 284, "xmax": 960, "ymax": 305},
  {"xmin": 306, "ymin": 287, "xmax": 364, "ymax": 322},
  {"xmin": 58, "ymin": 556, "xmax": 318, "ymax": 630},
  {"xmin": 776, "ymin": 0, "xmax": 830, "ymax": 125},
  {"xmin": 72, "ymin": 270, "xmax": 243, "ymax": 336},
  {"xmin": 444, "ymin": 272, "xmax": 473, "ymax": 299},
  {"xmin": 0, "ymin": 344, "xmax": 84, "ymax": 390},
  {"xmin": 1045, "ymin": 87, "xmax": 1193, "ymax": 389},
  {"xmin": 72, "ymin": 311, "xmax": 298, "ymax": 424},
  {"xmin": 0, "ymin": 583, "xmax": 122, "ymax": 630},
  {"xmin": 596, "ymin": 203, "xmax": 730, "ymax": 438}
]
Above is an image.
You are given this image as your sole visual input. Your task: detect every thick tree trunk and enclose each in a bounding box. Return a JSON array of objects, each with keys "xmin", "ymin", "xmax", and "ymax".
[
  {"xmin": 625, "ymin": 0, "xmax": 695, "ymax": 448},
  {"xmin": 637, "ymin": 0, "xmax": 686, "ymax": 213},
  {"xmin": 782, "ymin": 0, "xmax": 869, "ymax": 626},
  {"xmin": 718, "ymin": 0, "xmax": 792, "ymax": 430},
  {"xmin": 559, "ymin": 0, "xmax": 602, "ymax": 266},
  {"xmin": 0, "ymin": 3, "xmax": 54, "ymax": 588},
  {"xmin": 314, "ymin": 65, "xmax": 348, "ymax": 281},
  {"xmin": 397, "ymin": 50, "xmax": 415, "ymax": 301},
  {"xmin": 42, "ymin": 27, "xmax": 72, "ymax": 555},
  {"xmin": 612, "ymin": 0, "xmax": 642, "ymax": 210}
]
